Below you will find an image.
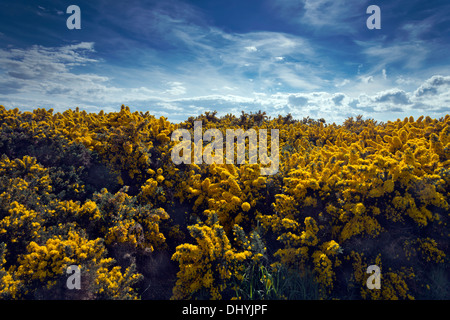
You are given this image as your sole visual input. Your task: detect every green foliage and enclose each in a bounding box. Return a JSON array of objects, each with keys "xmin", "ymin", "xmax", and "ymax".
[{"xmin": 232, "ymin": 263, "xmax": 319, "ymax": 300}]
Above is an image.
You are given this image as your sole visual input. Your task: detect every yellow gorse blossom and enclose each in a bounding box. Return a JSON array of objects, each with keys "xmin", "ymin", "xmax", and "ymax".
[
  {"xmin": 16, "ymin": 231, "xmax": 105, "ymax": 281},
  {"xmin": 0, "ymin": 105, "xmax": 448, "ymax": 300},
  {"xmin": 171, "ymin": 214, "xmax": 251, "ymax": 300}
]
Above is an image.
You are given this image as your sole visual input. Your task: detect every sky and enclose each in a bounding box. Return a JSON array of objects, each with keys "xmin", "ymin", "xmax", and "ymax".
[{"xmin": 0, "ymin": 0, "xmax": 450, "ymax": 123}]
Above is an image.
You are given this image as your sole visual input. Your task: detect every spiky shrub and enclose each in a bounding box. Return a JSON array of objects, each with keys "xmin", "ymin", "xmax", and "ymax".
[
  {"xmin": 171, "ymin": 213, "xmax": 252, "ymax": 299},
  {"xmin": 0, "ymin": 105, "xmax": 448, "ymax": 300}
]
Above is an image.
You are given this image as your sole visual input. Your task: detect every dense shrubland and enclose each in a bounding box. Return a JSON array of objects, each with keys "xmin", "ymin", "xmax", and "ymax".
[{"xmin": 0, "ymin": 105, "xmax": 448, "ymax": 299}]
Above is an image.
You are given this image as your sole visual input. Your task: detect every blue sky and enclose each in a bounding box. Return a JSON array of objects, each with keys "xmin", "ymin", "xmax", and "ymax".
[{"xmin": 1, "ymin": 0, "xmax": 450, "ymax": 123}]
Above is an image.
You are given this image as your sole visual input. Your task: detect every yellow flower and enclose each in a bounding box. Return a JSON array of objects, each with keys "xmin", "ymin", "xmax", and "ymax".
[{"xmin": 241, "ymin": 202, "xmax": 251, "ymax": 212}]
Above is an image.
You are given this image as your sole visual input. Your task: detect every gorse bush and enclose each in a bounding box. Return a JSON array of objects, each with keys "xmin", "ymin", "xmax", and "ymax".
[{"xmin": 0, "ymin": 105, "xmax": 448, "ymax": 300}]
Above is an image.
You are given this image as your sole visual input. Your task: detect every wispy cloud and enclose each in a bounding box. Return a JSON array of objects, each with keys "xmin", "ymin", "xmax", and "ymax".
[
  {"xmin": 0, "ymin": 42, "xmax": 160, "ymax": 111},
  {"xmin": 0, "ymin": 39, "xmax": 448, "ymax": 123},
  {"xmin": 358, "ymin": 40, "xmax": 430, "ymax": 73},
  {"xmin": 268, "ymin": 0, "xmax": 370, "ymax": 33}
]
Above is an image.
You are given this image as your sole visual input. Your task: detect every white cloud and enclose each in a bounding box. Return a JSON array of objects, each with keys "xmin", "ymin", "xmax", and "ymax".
[
  {"xmin": 413, "ymin": 75, "xmax": 450, "ymax": 97},
  {"xmin": 372, "ymin": 89, "xmax": 411, "ymax": 105},
  {"xmin": 269, "ymin": 0, "xmax": 369, "ymax": 33},
  {"xmin": 335, "ymin": 79, "xmax": 350, "ymax": 87},
  {"xmin": 360, "ymin": 76, "xmax": 374, "ymax": 84},
  {"xmin": 288, "ymin": 94, "xmax": 309, "ymax": 106},
  {"xmin": 276, "ymin": 68, "xmax": 320, "ymax": 90},
  {"xmin": 0, "ymin": 42, "xmax": 162, "ymax": 112},
  {"xmin": 332, "ymin": 93, "xmax": 346, "ymax": 106},
  {"xmin": 363, "ymin": 42, "xmax": 429, "ymax": 70},
  {"xmin": 395, "ymin": 76, "xmax": 416, "ymax": 86},
  {"xmin": 165, "ymin": 82, "xmax": 187, "ymax": 95},
  {"xmin": 410, "ymin": 75, "xmax": 450, "ymax": 113}
]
